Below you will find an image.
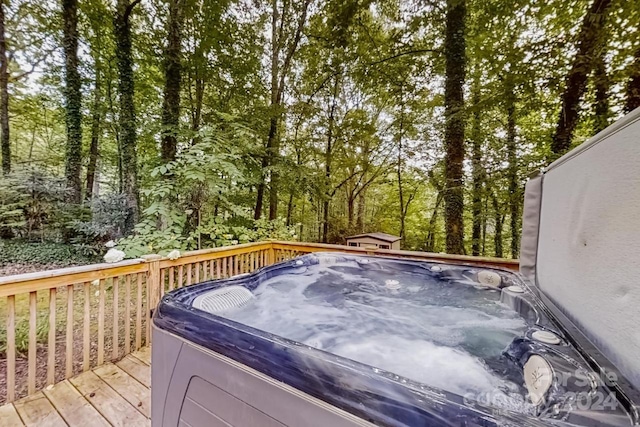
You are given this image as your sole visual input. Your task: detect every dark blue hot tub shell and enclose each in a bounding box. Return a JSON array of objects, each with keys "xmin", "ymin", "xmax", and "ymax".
[{"xmin": 153, "ymin": 253, "xmax": 635, "ymax": 427}]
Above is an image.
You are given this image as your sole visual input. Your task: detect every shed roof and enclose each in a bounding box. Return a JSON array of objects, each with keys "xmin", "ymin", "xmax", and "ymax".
[{"xmin": 345, "ymin": 232, "xmax": 401, "ymax": 243}]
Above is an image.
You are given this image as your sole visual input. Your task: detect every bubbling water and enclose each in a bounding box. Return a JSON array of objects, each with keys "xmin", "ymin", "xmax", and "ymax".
[{"xmin": 220, "ymin": 259, "xmax": 533, "ymax": 413}]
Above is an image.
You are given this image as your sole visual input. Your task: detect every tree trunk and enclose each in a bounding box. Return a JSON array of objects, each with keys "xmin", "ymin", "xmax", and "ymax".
[
  {"xmin": 505, "ymin": 74, "xmax": 520, "ymax": 259},
  {"xmin": 593, "ymin": 53, "xmax": 610, "ymax": 133},
  {"xmin": 161, "ymin": 0, "xmax": 183, "ymax": 163},
  {"xmin": 0, "ymin": 0, "xmax": 9, "ymax": 176},
  {"xmin": 470, "ymin": 86, "xmax": 483, "ymax": 256},
  {"xmin": 114, "ymin": 0, "xmax": 141, "ymax": 234},
  {"xmin": 481, "ymin": 195, "xmax": 487, "ymax": 256},
  {"xmin": 260, "ymin": 0, "xmax": 281, "ymax": 221},
  {"xmin": 268, "ymin": 123, "xmax": 280, "ymax": 220},
  {"xmin": 443, "ymin": 0, "xmax": 466, "ymax": 254},
  {"xmin": 86, "ymin": 66, "xmax": 102, "ymax": 201},
  {"xmin": 322, "ymin": 200, "xmax": 329, "ymax": 243},
  {"xmin": 347, "ymin": 196, "xmax": 356, "ymax": 230},
  {"xmin": 62, "ymin": 0, "xmax": 83, "ymax": 203},
  {"xmin": 396, "ymin": 98, "xmax": 406, "ymax": 238},
  {"xmin": 425, "ymin": 191, "xmax": 444, "ymax": 253},
  {"xmin": 105, "ymin": 64, "xmax": 123, "ymax": 192},
  {"xmin": 625, "ymin": 45, "xmax": 640, "ymax": 113},
  {"xmin": 551, "ymin": 0, "xmax": 612, "ymax": 156},
  {"xmin": 491, "ymin": 192, "xmax": 503, "ymax": 258},
  {"xmin": 356, "ymin": 191, "xmax": 365, "ymax": 232},
  {"xmin": 286, "ymin": 189, "xmax": 294, "ymax": 226},
  {"xmin": 255, "ymin": 0, "xmax": 312, "ymax": 221},
  {"xmin": 254, "ymin": 180, "xmax": 266, "ymax": 220},
  {"xmin": 322, "ymin": 75, "xmax": 339, "ymax": 243}
]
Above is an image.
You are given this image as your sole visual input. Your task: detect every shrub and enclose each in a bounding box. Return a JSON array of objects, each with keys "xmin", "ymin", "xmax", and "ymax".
[
  {"xmin": 0, "ymin": 240, "xmax": 100, "ymax": 267},
  {"xmin": 0, "ymin": 167, "xmax": 66, "ymax": 240},
  {"xmin": 70, "ymin": 194, "xmax": 129, "ymax": 255}
]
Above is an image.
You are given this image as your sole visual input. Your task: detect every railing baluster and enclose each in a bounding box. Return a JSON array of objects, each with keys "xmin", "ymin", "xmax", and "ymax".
[
  {"xmin": 6, "ymin": 294, "xmax": 15, "ymax": 402},
  {"xmin": 178, "ymin": 265, "xmax": 184, "ymax": 288},
  {"xmin": 47, "ymin": 287, "xmax": 56, "ymax": 385},
  {"xmin": 222, "ymin": 257, "xmax": 228, "ymax": 278},
  {"xmin": 209, "ymin": 259, "xmax": 215, "ymax": 279},
  {"xmin": 98, "ymin": 279, "xmax": 105, "ymax": 365},
  {"xmin": 83, "ymin": 282, "xmax": 90, "ymax": 371},
  {"xmin": 160, "ymin": 268, "xmax": 166, "ymax": 297},
  {"xmin": 112, "ymin": 277, "xmax": 119, "ymax": 361},
  {"xmin": 145, "ymin": 274, "xmax": 151, "ymax": 345},
  {"xmin": 125, "ymin": 275, "xmax": 131, "ymax": 355},
  {"xmin": 66, "ymin": 284, "xmax": 74, "ymax": 378},
  {"xmin": 169, "ymin": 267, "xmax": 175, "ymax": 291},
  {"xmin": 136, "ymin": 273, "xmax": 142, "ymax": 350},
  {"xmin": 195, "ymin": 262, "xmax": 200, "ymax": 283},
  {"xmin": 186, "ymin": 264, "xmax": 192, "ymax": 286},
  {"xmin": 28, "ymin": 291, "xmax": 36, "ymax": 394}
]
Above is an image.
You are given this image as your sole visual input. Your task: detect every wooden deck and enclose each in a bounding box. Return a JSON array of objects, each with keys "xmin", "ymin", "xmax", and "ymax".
[{"xmin": 0, "ymin": 347, "xmax": 151, "ymax": 427}]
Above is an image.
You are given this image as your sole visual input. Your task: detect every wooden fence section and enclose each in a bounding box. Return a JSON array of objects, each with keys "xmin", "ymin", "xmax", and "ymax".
[{"xmin": 0, "ymin": 241, "xmax": 517, "ymax": 403}]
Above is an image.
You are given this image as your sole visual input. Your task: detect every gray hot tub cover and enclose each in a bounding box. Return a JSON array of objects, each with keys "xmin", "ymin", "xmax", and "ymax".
[{"xmin": 519, "ymin": 107, "xmax": 640, "ymax": 393}]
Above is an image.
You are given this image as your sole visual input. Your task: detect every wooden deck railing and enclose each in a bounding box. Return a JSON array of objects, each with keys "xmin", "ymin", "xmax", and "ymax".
[{"xmin": 0, "ymin": 241, "xmax": 517, "ymax": 403}]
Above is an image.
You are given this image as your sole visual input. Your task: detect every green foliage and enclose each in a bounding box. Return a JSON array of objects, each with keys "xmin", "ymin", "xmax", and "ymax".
[
  {"xmin": 0, "ymin": 168, "xmax": 70, "ymax": 240},
  {"xmin": 0, "ymin": 315, "xmax": 49, "ymax": 356},
  {"xmin": 70, "ymin": 194, "xmax": 129, "ymax": 243},
  {"xmin": 116, "ymin": 217, "xmax": 297, "ymax": 258},
  {"xmin": 0, "ymin": 176, "xmax": 27, "ymax": 237},
  {"xmin": 0, "ymin": 239, "xmax": 100, "ymax": 266},
  {"xmin": 1, "ymin": 0, "xmax": 637, "ymax": 264}
]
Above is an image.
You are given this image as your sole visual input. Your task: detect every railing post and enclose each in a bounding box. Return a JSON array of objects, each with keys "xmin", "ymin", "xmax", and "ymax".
[
  {"xmin": 142, "ymin": 254, "xmax": 163, "ymax": 313},
  {"xmin": 268, "ymin": 243, "xmax": 276, "ymax": 265}
]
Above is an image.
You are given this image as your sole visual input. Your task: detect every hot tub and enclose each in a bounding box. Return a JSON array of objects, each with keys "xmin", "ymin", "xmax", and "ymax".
[
  {"xmin": 152, "ymin": 108, "xmax": 640, "ymax": 426},
  {"xmin": 151, "ymin": 253, "xmax": 633, "ymax": 426}
]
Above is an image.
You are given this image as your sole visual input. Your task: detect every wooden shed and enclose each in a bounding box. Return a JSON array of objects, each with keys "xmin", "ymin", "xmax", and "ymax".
[{"xmin": 345, "ymin": 232, "xmax": 401, "ymax": 250}]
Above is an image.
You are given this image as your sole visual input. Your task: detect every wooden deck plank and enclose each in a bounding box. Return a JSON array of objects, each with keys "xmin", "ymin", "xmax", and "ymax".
[
  {"xmin": 0, "ymin": 403, "xmax": 24, "ymax": 426},
  {"xmin": 13, "ymin": 392, "xmax": 67, "ymax": 427},
  {"xmin": 131, "ymin": 346, "xmax": 151, "ymax": 365},
  {"xmin": 116, "ymin": 355, "xmax": 151, "ymax": 388},
  {"xmin": 94, "ymin": 364, "xmax": 150, "ymax": 417},
  {"xmin": 43, "ymin": 380, "xmax": 110, "ymax": 427},
  {"xmin": 69, "ymin": 371, "xmax": 149, "ymax": 427}
]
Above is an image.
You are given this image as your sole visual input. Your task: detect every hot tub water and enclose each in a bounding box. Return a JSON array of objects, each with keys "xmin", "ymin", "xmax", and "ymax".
[{"xmin": 219, "ymin": 258, "xmax": 533, "ymax": 413}]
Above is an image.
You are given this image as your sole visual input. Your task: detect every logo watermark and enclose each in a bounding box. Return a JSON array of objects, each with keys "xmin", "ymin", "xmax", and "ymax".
[{"xmin": 462, "ymin": 368, "xmax": 621, "ymax": 413}]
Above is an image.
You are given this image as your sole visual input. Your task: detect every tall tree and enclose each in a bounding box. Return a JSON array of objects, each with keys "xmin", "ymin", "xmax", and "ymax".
[
  {"xmin": 86, "ymin": 65, "xmax": 101, "ymax": 200},
  {"xmin": 491, "ymin": 191, "xmax": 503, "ymax": 258},
  {"xmin": 321, "ymin": 74, "xmax": 339, "ymax": 243},
  {"xmin": 593, "ymin": 52, "xmax": 610, "ymax": 132},
  {"xmin": 505, "ymin": 72, "xmax": 519, "ymax": 259},
  {"xmin": 0, "ymin": 0, "xmax": 9, "ymax": 176},
  {"xmin": 551, "ymin": 0, "xmax": 612, "ymax": 156},
  {"xmin": 254, "ymin": 0, "xmax": 312, "ymax": 220},
  {"xmin": 114, "ymin": 0, "xmax": 141, "ymax": 233},
  {"xmin": 443, "ymin": 0, "xmax": 466, "ymax": 255},
  {"xmin": 161, "ymin": 0, "xmax": 183, "ymax": 163},
  {"xmin": 625, "ymin": 45, "xmax": 640, "ymax": 113},
  {"xmin": 470, "ymin": 85, "xmax": 483, "ymax": 256},
  {"xmin": 62, "ymin": 0, "xmax": 83, "ymax": 203}
]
